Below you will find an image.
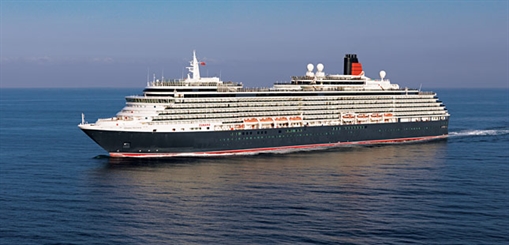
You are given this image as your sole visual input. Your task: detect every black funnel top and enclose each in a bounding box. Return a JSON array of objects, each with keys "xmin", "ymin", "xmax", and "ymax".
[{"xmin": 344, "ymin": 54, "xmax": 359, "ymax": 75}]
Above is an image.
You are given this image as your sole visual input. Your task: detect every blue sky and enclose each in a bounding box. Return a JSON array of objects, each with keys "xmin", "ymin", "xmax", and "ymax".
[{"xmin": 1, "ymin": 0, "xmax": 508, "ymax": 88}]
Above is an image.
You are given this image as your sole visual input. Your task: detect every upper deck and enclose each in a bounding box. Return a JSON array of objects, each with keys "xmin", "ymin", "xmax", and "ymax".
[{"xmin": 142, "ymin": 51, "xmax": 400, "ymax": 96}]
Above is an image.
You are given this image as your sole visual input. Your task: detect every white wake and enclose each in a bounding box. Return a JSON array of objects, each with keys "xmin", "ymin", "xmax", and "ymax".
[{"xmin": 449, "ymin": 129, "xmax": 509, "ymax": 137}]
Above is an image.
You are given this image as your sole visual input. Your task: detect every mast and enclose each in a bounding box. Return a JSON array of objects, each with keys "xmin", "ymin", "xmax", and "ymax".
[{"xmin": 186, "ymin": 50, "xmax": 201, "ymax": 81}]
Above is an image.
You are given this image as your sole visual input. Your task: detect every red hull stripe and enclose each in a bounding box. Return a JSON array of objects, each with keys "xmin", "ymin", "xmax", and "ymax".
[{"xmin": 109, "ymin": 135, "xmax": 447, "ymax": 158}]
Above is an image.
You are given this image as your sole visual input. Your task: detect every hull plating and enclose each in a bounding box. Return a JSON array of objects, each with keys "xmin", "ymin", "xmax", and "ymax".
[{"xmin": 81, "ymin": 120, "xmax": 449, "ymax": 158}]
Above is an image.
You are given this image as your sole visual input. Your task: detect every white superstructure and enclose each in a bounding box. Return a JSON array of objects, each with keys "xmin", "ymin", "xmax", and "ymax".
[{"xmin": 80, "ymin": 51, "xmax": 449, "ymax": 133}]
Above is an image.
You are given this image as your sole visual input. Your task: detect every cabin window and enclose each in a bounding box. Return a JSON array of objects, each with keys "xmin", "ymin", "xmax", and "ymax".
[{"xmin": 123, "ymin": 142, "xmax": 131, "ymax": 149}]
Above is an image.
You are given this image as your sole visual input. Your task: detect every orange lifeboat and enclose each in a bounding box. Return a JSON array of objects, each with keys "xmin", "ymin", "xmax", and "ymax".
[
  {"xmin": 243, "ymin": 118, "xmax": 259, "ymax": 123},
  {"xmin": 371, "ymin": 113, "xmax": 383, "ymax": 121},
  {"xmin": 342, "ymin": 114, "xmax": 355, "ymax": 122},
  {"xmin": 289, "ymin": 116, "xmax": 302, "ymax": 121},
  {"xmin": 275, "ymin": 117, "xmax": 288, "ymax": 121},
  {"xmin": 259, "ymin": 118, "xmax": 274, "ymax": 123},
  {"xmin": 384, "ymin": 113, "xmax": 393, "ymax": 117},
  {"xmin": 357, "ymin": 114, "xmax": 369, "ymax": 121}
]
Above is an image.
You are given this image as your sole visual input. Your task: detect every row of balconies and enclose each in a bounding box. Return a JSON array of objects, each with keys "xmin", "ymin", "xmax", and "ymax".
[
  {"xmin": 152, "ymin": 107, "xmax": 447, "ymax": 121},
  {"xmin": 157, "ymin": 103, "xmax": 444, "ymax": 115},
  {"xmin": 176, "ymin": 94, "xmax": 436, "ymax": 104},
  {"xmin": 165, "ymin": 99, "xmax": 439, "ymax": 110}
]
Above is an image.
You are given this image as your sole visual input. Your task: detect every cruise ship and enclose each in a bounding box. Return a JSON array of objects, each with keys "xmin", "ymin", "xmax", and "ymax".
[{"xmin": 79, "ymin": 51, "xmax": 449, "ymax": 157}]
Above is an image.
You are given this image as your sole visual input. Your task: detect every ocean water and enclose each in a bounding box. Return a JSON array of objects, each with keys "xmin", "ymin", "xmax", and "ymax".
[{"xmin": 0, "ymin": 88, "xmax": 508, "ymax": 244}]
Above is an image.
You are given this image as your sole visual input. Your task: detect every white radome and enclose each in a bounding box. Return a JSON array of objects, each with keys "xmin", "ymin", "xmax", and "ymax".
[
  {"xmin": 316, "ymin": 63, "xmax": 324, "ymax": 72},
  {"xmin": 380, "ymin": 70, "xmax": 386, "ymax": 80},
  {"xmin": 307, "ymin": 63, "xmax": 314, "ymax": 72}
]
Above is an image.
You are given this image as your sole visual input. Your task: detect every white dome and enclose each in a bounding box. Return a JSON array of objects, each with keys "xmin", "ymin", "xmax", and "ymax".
[
  {"xmin": 316, "ymin": 63, "xmax": 324, "ymax": 72},
  {"xmin": 307, "ymin": 63, "xmax": 314, "ymax": 72}
]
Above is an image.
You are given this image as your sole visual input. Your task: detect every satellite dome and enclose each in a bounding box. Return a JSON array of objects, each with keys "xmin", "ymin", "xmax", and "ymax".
[
  {"xmin": 380, "ymin": 70, "xmax": 386, "ymax": 80},
  {"xmin": 307, "ymin": 63, "xmax": 314, "ymax": 72},
  {"xmin": 317, "ymin": 63, "xmax": 324, "ymax": 72}
]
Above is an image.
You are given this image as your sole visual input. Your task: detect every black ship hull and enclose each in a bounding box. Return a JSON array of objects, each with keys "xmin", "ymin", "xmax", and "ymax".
[{"xmin": 81, "ymin": 120, "xmax": 449, "ymax": 157}]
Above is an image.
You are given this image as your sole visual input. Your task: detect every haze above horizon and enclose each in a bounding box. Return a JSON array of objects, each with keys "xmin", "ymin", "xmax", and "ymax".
[{"xmin": 1, "ymin": 0, "xmax": 508, "ymax": 88}]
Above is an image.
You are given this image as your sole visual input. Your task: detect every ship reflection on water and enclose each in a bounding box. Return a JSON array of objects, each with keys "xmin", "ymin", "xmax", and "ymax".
[
  {"xmin": 104, "ymin": 139, "xmax": 447, "ymax": 166},
  {"xmin": 98, "ymin": 141, "xmax": 448, "ymax": 188},
  {"xmin": 83, "ymin": 141, "xmax": 448, "ymax": 243}
]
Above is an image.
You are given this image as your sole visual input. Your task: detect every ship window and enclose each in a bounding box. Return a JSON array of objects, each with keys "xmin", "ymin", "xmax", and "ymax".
[{"xmin": 123, "ymin": 142, "xmax": 131, "ymax": 149}]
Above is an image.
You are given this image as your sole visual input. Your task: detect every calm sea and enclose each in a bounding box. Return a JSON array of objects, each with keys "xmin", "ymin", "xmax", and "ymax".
[{"xmin": 0, "ymin": 88, "xmax": 508, "ymax": 244}]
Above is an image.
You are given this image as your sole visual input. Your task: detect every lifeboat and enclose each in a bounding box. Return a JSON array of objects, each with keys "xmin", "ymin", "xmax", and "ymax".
[
  {"xmin": 275, "ymin": 117, "xmax": 288, "ymax": 121},
  {"xmin": 289, "ymin": 116, "xmax": 302, "ymax": 121},
  {"xmin": 259, "ymin": 118, "xmax": 274, "ymax": 123},
  {"xmin": 384, "ymin": 113, "xmax": 393, "ymax": 117},
  {"xmin": 243, "ymin": 118, "xmax": 259, "ymax": 123},
  {"xmin": 342, "ymin": 114, "xmax": 355, "ymax": 119},
  {"xmin": 342, "ymin": 114, "xmax": 355, "ymax": 123},
  {"xmin": 357, "ymin": 114, "xmax": 369, "ymax": 121},
  {"xmin": 370, "ymin": 113, "xmax": 383, "ymax": 121}
]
